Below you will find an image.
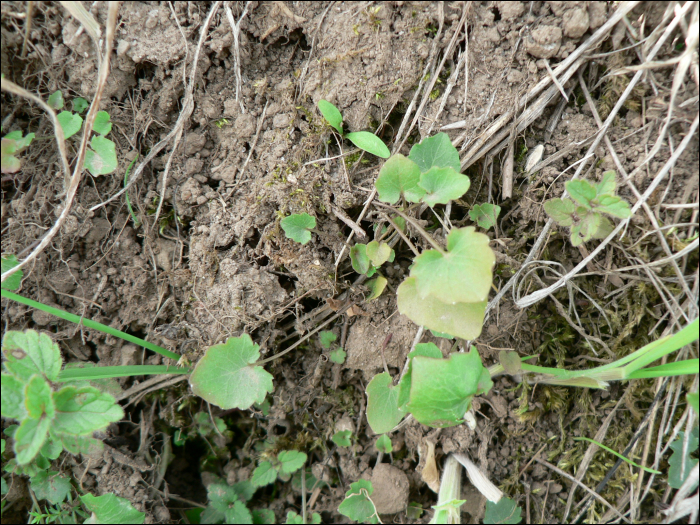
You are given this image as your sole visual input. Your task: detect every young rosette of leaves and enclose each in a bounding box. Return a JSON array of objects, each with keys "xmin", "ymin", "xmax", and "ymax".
[
  {"xmin": 1, "ymin": 330, "xmax": 124, "ymax": 465},
  {"xmin": 251, "ymin": 450, "xmax": 307, "ymax": 488},
  {"xmin": 281, "ymin": 213, "xmax": 316, "ymax": 244},
  {"xmin": 189, "ymin": 334, "xmax": 273, "ymax": 410},
  {"xmin": 397, "ymin": 227, "xmax": 495, "ymax": 340},
  {"xmin": 544, "ymin": 171, "xmax": 631, "ymax": 246},
  {"xmin": 1, "ymin": 130, "xmax": 35, "ymax": 174},
  {"xmin": 338, "ymin": 479, "xmax": 380, "ymax": 524},
  {"xmin": 201, "ymin": 480, "xmax": 260, "ymax": 524}
]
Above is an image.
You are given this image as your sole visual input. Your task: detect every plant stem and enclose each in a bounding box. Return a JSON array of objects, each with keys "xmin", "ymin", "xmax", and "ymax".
[
  {"xmin": 58, "ymin": 364, "xmax": 190, "ymax": 382},
  {"xmin": 373, "ymin": 201, "xmax": 446, "ymax": 254},
  {"xmin": 1, "ymin": 289, "xmax": 181, "ymax": 361}
]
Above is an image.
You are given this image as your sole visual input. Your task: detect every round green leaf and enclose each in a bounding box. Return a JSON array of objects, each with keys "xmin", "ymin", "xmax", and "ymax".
[
  {"xmin": 350, "ymin": 244, "xmax": 370, "ymax": 275},
  {"xmin": 31, "ymin": 471, "xmax": 72, "ymax": 504},
  {"xmin": 319, "ymin": 331, "xmax": 337, "ymax": 349},
  {"xmin": 397, "ymin": 277, "xmax": 487, "ymax": 340},
  {"xmin": 339, "ymin": 480, "xmax": 377, "ymax": 523},
  {"xmin": 411, "ymin": 227, "xmax": 495, "ymax": 304},
  {"xmin": 418, "ymin": 166, "xmax": 471, "ymax": 206},
  {"xmin": 92, "ymin": 111, "xmax": 112, "ymax": 136},
  {"xmin": 366, "ymin": 241, "xmax": 392, "ymax": 267},
  {"xmin": 375, "ymin": 154, "xmax": 424, "ymax": 204},
  {"xmin": 57, "ymin": 111, "xmax": 83, "ymax": 140},
  {"xmin": 72, "ymin": 97, "xmax": 89, "ymax": 114},
  {"xmin": 332, "ymin": 430, "xmax": 352, "ymax": 447},
  {"xmin": 85, "ymin": 135, "xmax": 117, "ymax": 176},
  {"xmin": 48, "ymin": 91, "xmax": 64, "ymax": 110},
  {"xmin": 189, "ymin": 334, "xmax": 274, "ymax": 410},
  {"xmin": 318, "ymin": 100, "xmax": 343, "ymax": 134},
  {"xmin": 469, "ymin": 203, "xmax": 501, "ymax": 230},
  {"xmin": 280, "ymin": 213, "xmax": 316, "ymax": 244},
  {"xmin": 2, "ymin": 330, "xmax": 63, "ymax": 383},
  {"xmin": 329, "ymin": 348, "xmax": 346, "ymax": 364},
  {"xmin": 366, "ymin": 372, "xmax": 404, "ymax": 434},
  {"xmin": 345, "ymin": 131, "xmax": 390, "ymax": 158},
  {"xmin": 278, "ymin": 450, "xmax": 307, "ymax": 474},
  {"xmin": 375, "ymin": 434, "xmax": 392, "ymax": 454},
  {"xmin": 408, "ymin": 132, "xmax": 460, "ymax": 173}
]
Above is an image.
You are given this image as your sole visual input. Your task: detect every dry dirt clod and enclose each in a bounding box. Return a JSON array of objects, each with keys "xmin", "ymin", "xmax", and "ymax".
[{"xmin": 369, "ymin": 463, "xmax": 410, "ymax": 515}]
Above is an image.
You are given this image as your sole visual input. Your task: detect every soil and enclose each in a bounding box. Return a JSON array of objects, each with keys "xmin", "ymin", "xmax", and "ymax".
[{"xmin": 2, "ymin": 1, "xmax": 698, "ymax": 524}]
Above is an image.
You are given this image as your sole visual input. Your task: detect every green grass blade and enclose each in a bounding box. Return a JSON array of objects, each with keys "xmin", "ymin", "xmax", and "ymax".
[
  {"xmin": 574, "ymin": 437, "xmax": 661, "ymax": 474},
  {"xmin": 1, "ymin": 290, "xmax": 181, "ymax": 361},
  {"xmin": 58, "ymin": 365, "xmax": 190, "ymax": 382},
  {"xmin": 625, "ymin": 359, "xmax": 699, "ymax": 380}
]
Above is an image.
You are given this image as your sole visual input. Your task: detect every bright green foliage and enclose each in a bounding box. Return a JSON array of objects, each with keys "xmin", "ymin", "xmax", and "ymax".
[
  {"xmin": 281, "ymin": 213, "xmax": 316, "ymax": 244},
  {"xmin": 57, "ymin": 111, "xmax": 83, "ymax": 139},
  {"xmin": 689, "ymin": 393, "xmax": 699, "ymax": 416},
  {"xmin": 286, "ymin": 511, "xmax": 322, "ymax": 524},
  {"xmin": 469, "ymin": 203, "xmax": 501, "ymax": 230},
  {"xmin": 1, "ymin": 330, "xmax": 123, "ymax": 465},
  {"xmin": 409, "ymin": 132, "xmax": 460, "ymax": 173},
  {"xmin": 430, "ymin": 330, "xmax": 454, "ymax": 339},
  {"xmin": 338, "ymin": 479, "xmax": 379, "ymax": 524},
  {"xmin": 484, "ymin": 497, "xmax": 522, "ymax": 524},
  {"xmin": 431, "ymin": 499, "xmax": 466, "ymax": 524},
  {"xmin": 85, "ymin": 135, "xmax": 117, "ymax": 176},
  {"xmin": 252, "ymin": 450, "xmax": 307, "ymax": 487},
  {"xmin": 418, "ymin": 166, "xmax": 471, "ymax": 207},
  {"xmin": 375, "ymin": 434, "xmax": 392, "ymax": 454},
  {"xmin": 366, "ymin": 241, "xmax": 393, "ymax": 267},
  {"xmin": 201, "ymin": 481, "xmax": 258, "ymax": 524},
  {"xmin": 366, "ymin": 372, "xmax": 404, "ymax": 434},
  {"xmin": 190, "ymin": 335, "xmax": 274, "ymax": 410},
  {"xmin": 30, "ymin": 470, "xmax": 72, "ymax": 504},
  {"xmin": 81, "ymin": 493, "xmax": 145, "ymax": 524},
  {"xmin": 48, "ymin": 90, "xmax": 64, "ymax": 110},
  {"xmin": 318, "ymin": 99, "xmax": 343, "ymax": 134},
  {"xmin": 397, "ymin": 226, "xmax": 494, "ymax": 340},
  {"xmin": 407, "ymin": 349, "xmax": 491, "ymax": 427},
  {"xmin": 72, "ymin": 97, "xmax": 89, "ymax": 114},
  {"xmin": 317, "ymin": 100, "xmax": 389, "ymax": 158},
  {"xmin": 319, "ymin": 331, "xmax": 337, "ymax": 349},
  {"xmin": 1, "ymin": 254, "xmax": 23, "ymax": 291},
  {"xmin": 375, "ymin": 154, "xmax": 425, "ymax": 204},
  {"xmin": 92, "ymin": 111, "xmax": 113, "ymax": 135},
  {"xmin": 330, "ymin": 348, "xmax": 346, "ymax": 364},
  {"xmin": 668, "ymin": 427, "xmax": 699, "ymax": 489},
  {"xmin": 1, "ymin": 129, "xmax": 35, "ymax": 174},
  {"xmin": 544, "ymin": 171, "xmax": 631, "ymax": 246},
  {"xmin": 366, "ymin": 275, "xmax": 387, "ymax": 301},
  {"xmin": 346, "ymin": 131, "xmax": 390, "ymax": 158},
  {"xmin": 332, "ymin": 430, "xmax": 352, "ymax": 447}
]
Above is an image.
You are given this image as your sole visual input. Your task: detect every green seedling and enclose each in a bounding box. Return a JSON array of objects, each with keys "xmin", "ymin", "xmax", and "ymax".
[
  {"xmin": 317, "ymin": 100, "xmax": 390, "ymax": 158},
  {"xmin": 80, "ymin": 493, "xmax": 145, "ymax": 524},
  {"xmin": 286, "ymin": 510, "xmax": 322, "ymax": 524},
  {"xmin": 365, "ymin": 275, "xmax": 388, "ymax": 301},
  {"xmin": 375, "ymin": 434, "xmax": 392, "ymax": 454},
  {"xmin": 430, "ymin": 455, "xmax": 465, "ymax": 524},
  {"xmin": 544, "ymin": 171, "xmax": 631, "ymax": 246},
  {"xmin": 319, "ymin": 331, "xmax": 337, "ymax": 348},
  {"xmin": 469, "ymin": 203, "xmax": 501, "ymax": 230},
  {"xmin": 407, "ymin": 502, "xmax": 424, "ymax": 520},
  {"xmin": 30, "ymin": 470, "xmax": 72, "ymax": 505},
  {"xmin": 350, "ymin": 241, "xmax": 395, "ymax": 279},
  {"xmin": 281, "ymin": 213, "xmax": 316, "ymax": 244},
  {"xmin": 332, "ymin": 430, "xmax": 353, "ymax": 447},
  {"xmin": 330, "ymin": 348, "xmax": 347, "ymax": 364},
  {"xmin": 338, "ymin": 479, "xmax": 380, "ymax": 524},
  {"xmin": 251, "ymin": 450, "xmax": 307, "ymax": 487},
  {"xmin": 201, "ymin": 479, "xmax": 275, "ymax": 524},
  {"xmin": 1, "ymin": 129, "xmax": 35, "ymax": 174},
  {"xmin": 573, "ymin": 437, "xmax": 661, "ymax": 475}
]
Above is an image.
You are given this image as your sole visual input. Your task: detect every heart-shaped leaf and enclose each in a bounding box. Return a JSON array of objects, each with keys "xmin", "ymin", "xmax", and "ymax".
[
  {"xmin": 410, "ymin": 227, "xmax": 495, "ymax": 304},
  {"xmin": 408, "ymin": 132, "xmax": 460, "ymax": 173},
  {"xmin": 366, "ymin": 372, "xmax": 404, "ymax": 434},
  {"xmin": 346, "ymin": 131, "xmax": 390, "ymax": 158},
  {"xmin": 350, "ymin": 244, "xmax": 371, "ymax": 275},
  {"xmin": 375, "ymin": 154, "xmax": 424, "ymax": 204},
  {"xmin": 85, "ymin": 135, "xmax": 117, "ymax": 176},
  {"xmin": 281, "ymin": 213, "xmax": 316, "ymax": 244},
  {"xmin": 57, "ymin": 111, "xmax": 83, "ymax": 140},
  {"xmin": 418, "ymin": 166, "xmax": 470, "ymax": 206},
  {"xmin": 189, "ymin": 335, "xmax": 274, "ymax": 410},
  {"xmin": 92, "ymin": 111, "xmax": 112, "ymax": 136}
]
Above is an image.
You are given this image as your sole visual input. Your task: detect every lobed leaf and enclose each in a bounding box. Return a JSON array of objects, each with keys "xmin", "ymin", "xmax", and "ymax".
[
  {"xmin": 409, "ymin": 132, "xmax": 460, "ymax": 173},
  {"xmin": 411, "ymin": 227, "xmax": 495, "ymax": 304},
  {"xmin": 397, "ymin": 277, "xmax": 487, "ymax": 340},
  {"xmin": 596, "ymin": 171, "xmax": 617, "ymax": 195},
  {"xmin": 345, "ymin": 131, "xmax": 390, "ymax": 158},
  {"xmin": 565, "ymin": 179, "xmax": 596, "ymax": 209},
  {"xmin": 418, "ymin": 166, "xmax": 471, "ymax": 206},
  {"xmin": 52, "ymin": 384, "xmax": 123, "ymax": 435},
  {"xmin": 225, "ymin": 501, "xmax": 253, "ymax": 524},
  {"xmin": 319, "ymin": 331, "xmax": 337, "ymax": 349},
  {"xmin": 375, "ymin": 154, "xmax": 425, "ymax": 204},
  {"xmin": 2, "ymin": 330, "xmax": 63, "ymax": 383},
  {"xmin": 366, "ymin": 372, "xmax": 404, "ymax": 434},
  {"xmin": 668, "ymin": 427, "xmax": 699, "ymax": 489},
  {"xmin": 190, "ymin": 335, "xmax": 274, "ymax": 410},
  {"xmin": 278, "ymin": 450, "xmax": 307, "ymax": 474},
  {"xmin": 280, "ymin": 213, "xmax": 316, "ymax": 245},
  {"xmin": 85, "ymin": 135, "xmax": 117, "ymax": 176},
  {"xmin": 543, "ymin": 198, "xmax": 575, "ymax": 227},
  {"xmin": 317, "ymin": 100, "xmax": 343, "ymax": 134},
  {"xmin": 81, "ymin": 493, "xmax": 145, "ymax": 524},
  {"xmin": 14, "ymin": 417, "xmax": 51, "ymax": 465},
  {"xmin": 593, "ymin": 194, "xmax": 631, "ymax": 218},
  {"xmin": 469, "ymin": 203, "xmax": 501, "ymax": 230},
  {"xmin": 24, "ymin": 375, "xmax": 54, "ymax": 420},
  {"xmin": 329, "ymin": 348, "xmax": 346, "ymax": 364},
  {"xmin": 30, "ymin": 471, "xmax": 72, "ymax": 504},
  {"xmin": 251, "ymin": 461, "xmax": 278, "ymax": 487},
  {"xmin": 1, "ymin": 373, "xmax": 27, "ymax": 419},
  {"xmin": 407, "ymin": 349, "xmax": 486, "ymax": 428},
  {"xmin": 338, "ymin": 480, "xmax": 378, "ymax": 524},
  {"xmin": 57, "ymin": 111, "xmax": 83, "ymax": 140}
]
